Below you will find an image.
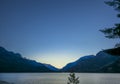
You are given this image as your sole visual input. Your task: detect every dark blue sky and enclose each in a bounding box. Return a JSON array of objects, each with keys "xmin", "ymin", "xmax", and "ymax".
[{"xmin": 0, "ymin": 0, "xmax": 119, "ymax": 68}]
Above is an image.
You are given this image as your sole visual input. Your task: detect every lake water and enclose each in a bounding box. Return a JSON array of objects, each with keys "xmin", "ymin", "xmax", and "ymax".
[{"xmin": 0, "ymin": 73, "xmax": 120, "ymax": 84}]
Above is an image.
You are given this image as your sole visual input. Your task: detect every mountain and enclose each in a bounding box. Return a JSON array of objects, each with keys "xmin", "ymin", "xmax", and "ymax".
[
  {"xmin": 61, "ymin": 55, "xmax": 94, "ymax": 71},
  {"xmin": 0, "ymin": 47, "xmax": 54, "ymax": 72},
  {"xmin": 1, "ymin": 46, "xmax": 120, "ymax": 73},
  {"xmin": 100, "ymin": 58, "xmax": 120, "ymax": 73},
  {"xmin": 44, "ymin": 64, "xmax": 59, "ymax": 71},
  {"xmin": 100, "ymin": 47, "xmax": 120, "ymax": 73},
  {"xmin": 61, "ymin": 51, "xmax": 119, "ymax": 72}
]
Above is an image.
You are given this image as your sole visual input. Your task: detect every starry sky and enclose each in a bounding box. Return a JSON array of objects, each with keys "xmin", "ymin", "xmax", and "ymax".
[{"xmin": 0, "ymin": 0, "xmax": 119, "ymax": 68}]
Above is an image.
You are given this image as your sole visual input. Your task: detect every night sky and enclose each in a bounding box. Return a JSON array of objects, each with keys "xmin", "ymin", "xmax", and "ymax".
[{"xmin": 0, "ymin": 0, "xmax": 119, "ymax": 68}]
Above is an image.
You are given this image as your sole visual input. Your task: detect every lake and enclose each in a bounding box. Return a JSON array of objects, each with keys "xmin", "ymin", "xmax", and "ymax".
[{"xmin": 0, "ymin": 73, "xmax": 120, "ymax": 84}]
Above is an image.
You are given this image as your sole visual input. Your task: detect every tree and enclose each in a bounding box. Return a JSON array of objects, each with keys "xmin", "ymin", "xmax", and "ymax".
[
  {"xmin": 100, "ymin": 0, "xmax": 120, "ymax": 40},
  {"xmin": 67, "ymin": 73, "xmax": 80, "ymax": 84},
  {"xmin": 105, "ymin": 0, "xmax": 120, "ymax": 15},
  {"xmin": 100, "ymin": 24, "xmax": 120, "ymax": 39}
]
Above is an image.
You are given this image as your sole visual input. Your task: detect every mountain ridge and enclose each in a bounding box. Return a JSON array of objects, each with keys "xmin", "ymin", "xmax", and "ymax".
[
  {"xmin": 61, "ymin": 50, "xmax": 119, "ymax": 72},
  {"xmin": 0, "ymin": 46, "xmax": 56, "ymax": 72},
  {"xmin": 44, "ymin": 63, "xmax": 59, "ymax": 71},
  {"xmin": 0, "ymin": 46, "xmax": 120, "ymax": 73}
]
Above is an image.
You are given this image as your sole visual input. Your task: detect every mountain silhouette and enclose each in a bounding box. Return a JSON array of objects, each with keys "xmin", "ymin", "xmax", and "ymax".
[
  {"xmin": 0, "ymin": 47, "xmax": 56, "ymax": 72},
  {"xmin": 100, "ymin": 47, "xmax": 120, "ymax": 73},
  {"xmin": 61, "ymin": 50, "xmax": 119, "ymax": 72},
  {"xmin": 44, "ymin": 64, "xmax": 59, "ymax": 71},
  {"xmin": 0, "ymin": 46, "xmax": 120, "ymax": 73}
]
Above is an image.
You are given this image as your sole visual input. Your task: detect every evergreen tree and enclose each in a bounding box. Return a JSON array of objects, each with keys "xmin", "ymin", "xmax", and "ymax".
[
  {"xmin": 67, "ymin": 73, "xmax": 80, "ymax": 84},
  {"xmin": 100, "ymin": 0, "xmax": 120, "ymax": 42}
]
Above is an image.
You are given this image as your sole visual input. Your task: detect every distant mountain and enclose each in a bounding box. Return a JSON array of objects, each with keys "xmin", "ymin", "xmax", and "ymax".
[
  {"xmin": 61, "ymin": 55, "xmax": 94, "ymax": 71},
  {"xmin": 100, "ymin": 58, "xmax": 120, "ymax": 73},
  {"xmin": 100, "ymin": 47, "xmax": 120, "ymax": 73},
  {"xmin": 1, "ymin": 46, "xmax": 120, "ymax": 73},
  {"xmin": 0, "ymin": 47, "xmax": 54, "ymax": 72},
  {"xmin": 61, "ymin": 51, "xmax": 119, "ymax": 72},
  {"xmin": 44, "ymin": 64, "xmax": 59, "ymax": 71}
]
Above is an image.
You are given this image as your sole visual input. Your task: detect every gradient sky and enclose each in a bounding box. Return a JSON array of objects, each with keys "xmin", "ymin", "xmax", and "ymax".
[{"xmin": 0, "ymin": 0, "xmax": 120, "ymax": 68}]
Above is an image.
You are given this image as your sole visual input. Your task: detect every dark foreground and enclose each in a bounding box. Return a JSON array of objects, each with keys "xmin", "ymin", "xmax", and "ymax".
[{"xmin": 0, "ymin": 80, "xmax": 13, "ymax": 84}]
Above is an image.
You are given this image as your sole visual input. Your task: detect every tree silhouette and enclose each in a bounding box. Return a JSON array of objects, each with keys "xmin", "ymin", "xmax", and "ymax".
[
  {"xmin": 67, "ymin": 73, "xmax": 80, "ymax": 84},
  {"xmin": 100, "ymin": 24, "xmax": 120, "ymax": 39},
  {"xmin": 100, "ymin": 0, "xmax": 120, "ymax": 42}
]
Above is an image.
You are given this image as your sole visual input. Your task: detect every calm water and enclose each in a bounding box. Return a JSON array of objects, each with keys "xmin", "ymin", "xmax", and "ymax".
[{"xmin": 0, "ymin": 73, "xmax": 120, "ymax": 84}]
